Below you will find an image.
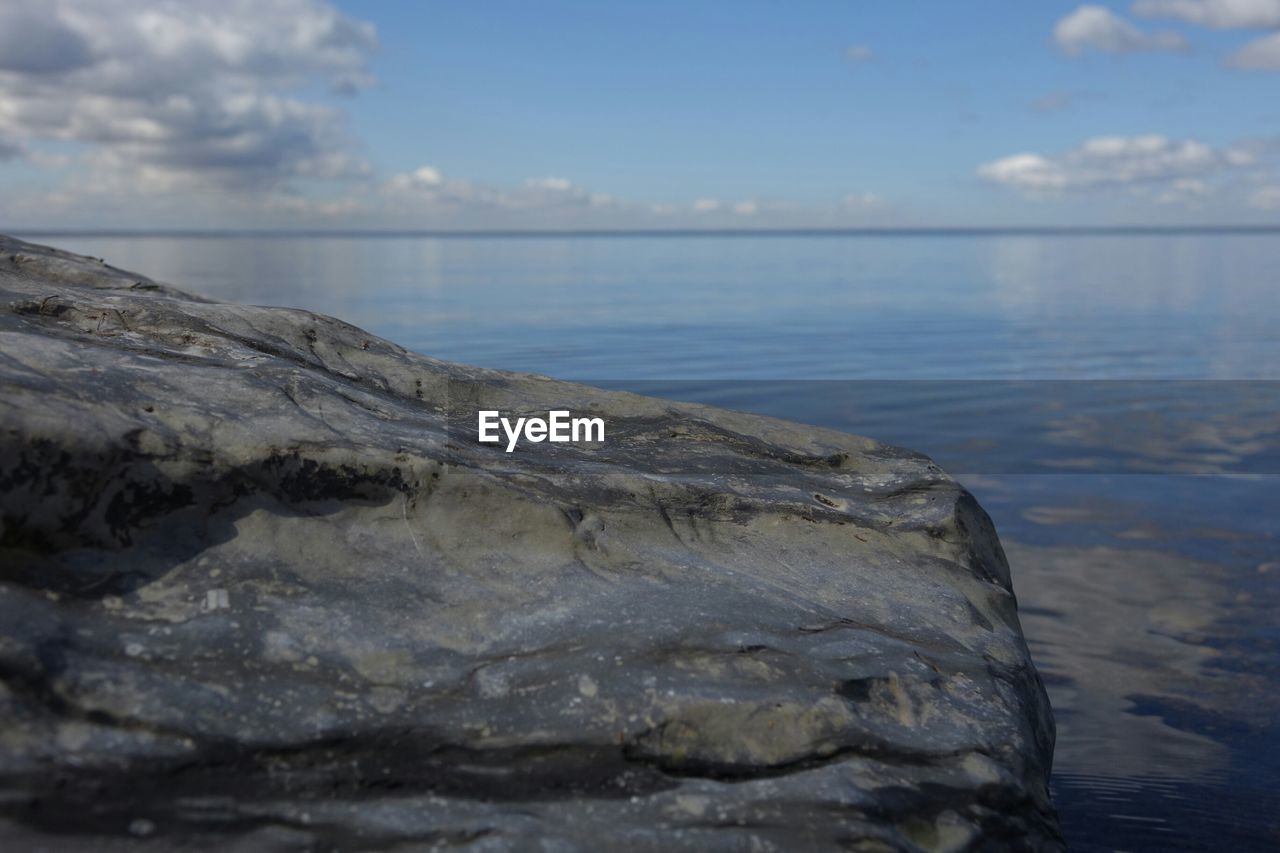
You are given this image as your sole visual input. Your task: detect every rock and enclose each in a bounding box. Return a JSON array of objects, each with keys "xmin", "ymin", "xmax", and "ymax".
[{"xmin": 0, "ymin": 234, "xmax": 1060, "ymax": 850}]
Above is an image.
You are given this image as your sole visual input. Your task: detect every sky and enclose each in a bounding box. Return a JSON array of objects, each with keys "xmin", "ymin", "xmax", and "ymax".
[{"xmin": 1, "ymin": 0, "xmax": 1279, "ymax": 230}]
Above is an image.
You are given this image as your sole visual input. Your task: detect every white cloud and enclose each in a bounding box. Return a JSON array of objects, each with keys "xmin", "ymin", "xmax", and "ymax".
[
  {"xmin": 691, "ymin": 198, "xmax": 721, "ymax": 213},
  {"xmin": 1132, "ymin": 0, "xmax": 1280, "ymax": 28},
  {"xmin": 844, "ymin": 44, "xmax": 875, "ymax": 62},
  {"xmin": 978, "ymin": 134, "xmax": 1255, "ymax": 194},
  {"xmin": 842, "ymin": 191, "xmax": 884, "ymax": 208},
  {"xmin": 1054, "ymin": 5, "xmax": 1188, "ymax": 54},
  {"xmin": 387, "ymin": 166, "xmax": 443, "ymax": 192},
  {"xmin": 0, "ymin": 0, "xmax": 376, "ymax": 193},
  {"xmin": 732, "ymin": 200, "xmax": 758, "ymax": 215},
  {"xmin": 526, "ymin": 176, "xmax": 573, "ymax": 192},
  {"xmin": 980, "ymin": 154, "xmax": 1068, "ymax": 191}
]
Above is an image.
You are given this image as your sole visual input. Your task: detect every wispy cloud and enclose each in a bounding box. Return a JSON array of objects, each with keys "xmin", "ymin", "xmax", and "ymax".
[
  {"xmin": 1228, "ymin": 30, "xmax": 1280, "ymax": 67},
  {"xmin": 1032, "ymin": 92, "xmax": 1075, "ymax": 113},
  {"xmin": 842, "ymin": 192, "xmax": 884, "ymax": 209},
  {"xmin": 1132, "ymin": 0, "xmax": 1280, "ymax": 29},
  {"xmin": 844, "ymin": 44, "xmax": 876, "ymax": 63},
  {"xmin": 1156, "ymin": 177, "xmax": 1211, "ymax": 204}
]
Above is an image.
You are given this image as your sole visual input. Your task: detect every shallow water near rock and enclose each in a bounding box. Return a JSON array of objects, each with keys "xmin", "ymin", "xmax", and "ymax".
[{"xmin": 16, "ymin": 230, "xmax": 1280, "ymax": 851}]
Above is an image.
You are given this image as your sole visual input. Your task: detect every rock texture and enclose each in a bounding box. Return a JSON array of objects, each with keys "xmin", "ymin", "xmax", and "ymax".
[{"xmin": 0, "ymin": 234, "xmax": 1059, "ymax": 850}]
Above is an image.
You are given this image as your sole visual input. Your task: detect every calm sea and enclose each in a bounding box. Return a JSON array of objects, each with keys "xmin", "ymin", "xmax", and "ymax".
[{"xmin": 24, "ymin": 231, "xmax": 1280, "ymax": 851}]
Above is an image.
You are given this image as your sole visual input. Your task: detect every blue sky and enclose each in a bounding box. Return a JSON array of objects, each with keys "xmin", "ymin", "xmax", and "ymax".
[{"xmin": 1, "ymin": 0, "xmax": 1278, "ymax": 228}]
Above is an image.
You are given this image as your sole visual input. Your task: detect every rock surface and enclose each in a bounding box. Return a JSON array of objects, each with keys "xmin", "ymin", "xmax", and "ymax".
[{"xmin": 0, "ymin": 234, "xmax": 1059, "ymax": 850}]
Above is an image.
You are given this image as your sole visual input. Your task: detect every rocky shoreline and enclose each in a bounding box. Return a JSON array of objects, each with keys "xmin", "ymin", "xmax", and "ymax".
[{"xmin": 0, "ymin": 234, "xmax": 1059, "ymax": 850}]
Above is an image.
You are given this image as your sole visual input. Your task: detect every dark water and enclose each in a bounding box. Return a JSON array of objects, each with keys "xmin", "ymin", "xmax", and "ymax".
[{"xmin": 26, "ymin": 232, "xmax": 1280, "ymax": 851}]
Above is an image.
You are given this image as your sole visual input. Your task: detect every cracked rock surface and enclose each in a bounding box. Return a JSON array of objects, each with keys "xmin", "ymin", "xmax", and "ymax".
[{"xmin": 0, "ymin": 234, "xmax": 1059, "ymax": 850}]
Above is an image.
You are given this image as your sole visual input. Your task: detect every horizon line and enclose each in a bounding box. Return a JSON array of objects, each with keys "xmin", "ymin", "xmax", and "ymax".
[{"xmin": 5, "ymin": 224, "xmax": 1280, "ymax": 239}]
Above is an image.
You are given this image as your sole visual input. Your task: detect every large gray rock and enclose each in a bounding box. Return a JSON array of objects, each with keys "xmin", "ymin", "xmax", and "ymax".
[{"xmin": 0, "ymin": 234, "xmax": 1059, "ymax": 850}]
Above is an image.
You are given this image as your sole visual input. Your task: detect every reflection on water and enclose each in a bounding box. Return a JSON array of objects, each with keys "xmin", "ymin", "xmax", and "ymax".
[
  {"xmin": 1014, "ymin": 543, "xmax": 1235, "ymax": 779},
  {"xmin": 21, "ymin": 232, "xmax": 1280, "ymax": 851},
  {"xmin": 976, "ymin": 474, "xmax": 1279, "ymax": 851}
]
